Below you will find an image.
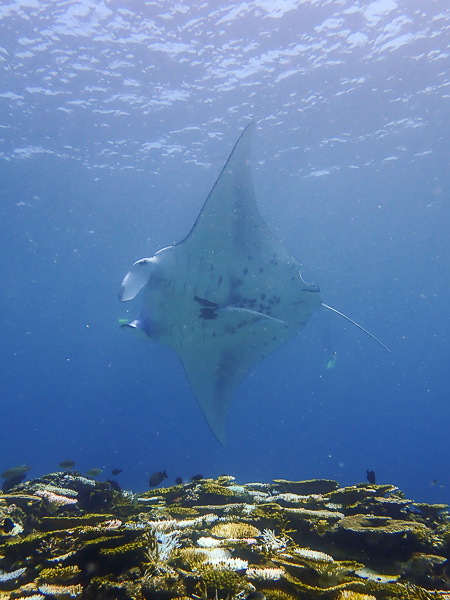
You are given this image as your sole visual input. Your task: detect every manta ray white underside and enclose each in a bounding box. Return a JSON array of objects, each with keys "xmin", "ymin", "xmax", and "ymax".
[{"xmin": 119, "ymin": 124, "xmax": 388, "ymax": 445}]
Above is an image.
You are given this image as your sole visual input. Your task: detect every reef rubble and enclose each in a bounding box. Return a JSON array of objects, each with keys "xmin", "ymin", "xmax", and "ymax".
[{"xmin": 0, "ymin": 473, "xmax": 449, "ymax": 599}]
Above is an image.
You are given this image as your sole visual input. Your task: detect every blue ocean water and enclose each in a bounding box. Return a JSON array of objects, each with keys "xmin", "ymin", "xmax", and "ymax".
[{"xmin": 1, "ymin": 0, "xmax": 449, "ymax": 503}]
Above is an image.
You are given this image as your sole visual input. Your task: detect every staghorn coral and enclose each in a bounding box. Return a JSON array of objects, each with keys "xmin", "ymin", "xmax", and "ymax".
[{"xmin": 261, "ymin": 528, "xmax": 288, "ymax": 552}]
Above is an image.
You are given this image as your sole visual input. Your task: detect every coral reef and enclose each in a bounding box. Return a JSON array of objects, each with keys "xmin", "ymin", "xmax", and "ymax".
[{"xmin": 0, "ymin": 472, "xmax": 448, "ymax": 599}]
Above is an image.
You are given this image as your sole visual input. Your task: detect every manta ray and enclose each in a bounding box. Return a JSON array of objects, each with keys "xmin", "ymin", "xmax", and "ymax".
[{"xmin": 119, "ymin": 124, "xmax": 389, "ymax": 445}]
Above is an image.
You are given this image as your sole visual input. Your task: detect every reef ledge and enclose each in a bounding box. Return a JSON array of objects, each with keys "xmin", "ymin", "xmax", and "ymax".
[{"xmin": 0, "ymin": 473, "xmax": 449, "ymax": 599}]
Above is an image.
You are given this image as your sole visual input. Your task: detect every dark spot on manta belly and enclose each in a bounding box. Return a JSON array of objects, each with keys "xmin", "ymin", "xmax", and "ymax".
[
  {"xmin": 200, "ymin": 307, "xmax": 218, "ymax": 320},
  {"xmin": 194, "ymin": 295, "xmax": 218, "ymax": 308},
  {"xmin": 194, "ymin": 296, "xmax": 219, "ymax": 320}
]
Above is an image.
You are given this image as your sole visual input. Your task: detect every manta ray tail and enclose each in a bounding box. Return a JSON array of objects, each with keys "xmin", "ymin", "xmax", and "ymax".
[{"xmin": 321, "ymin": 303, "xmax": 391, "ymax": 353}]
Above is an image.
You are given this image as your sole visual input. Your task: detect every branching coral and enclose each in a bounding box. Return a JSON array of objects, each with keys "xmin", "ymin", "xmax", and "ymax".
[
  {"xmin": 261, "ymin": 528, "xmax": 288, "ymax": 552},
  {"xmin": 143, "ymin": 527, "xmax": 181, "ymax": 563}
]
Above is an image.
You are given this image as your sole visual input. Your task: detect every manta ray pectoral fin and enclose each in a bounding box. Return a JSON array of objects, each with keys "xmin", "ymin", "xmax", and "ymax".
[
  {"xmin": 119, "ymin": 257, "xmax": 156, "ymax": 301},
  {"xmin": 321, "ymin": 303, "xmax": 391, "ymax": 353},
  {"xmin": 121, "ymin": 311, "xmax": 153, "ymax": 339}
]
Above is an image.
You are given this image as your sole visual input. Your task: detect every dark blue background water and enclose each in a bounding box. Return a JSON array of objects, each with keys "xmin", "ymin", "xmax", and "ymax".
[{"xmin": 1, "ymin": 0, "xmax": 449, "ymax": 502}]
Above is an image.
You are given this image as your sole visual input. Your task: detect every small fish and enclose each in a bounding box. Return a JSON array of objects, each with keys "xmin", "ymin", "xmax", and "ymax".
[
  {"xmin": 111, "ymin": 469, "xmax": 122, "ymax": 476},
  {"xmin": 1, "ymin": 465, "xmax": 31, "ymax": 479},
  {"xmin": 149, "ymin": 470, "xmax": 167, "ymax": 487},
  {"xmin": 175, "ymin": 477, "xmax": 183, "ymax": 485},
  {"xmin": 431, "ymin": 479, "xmax": 445, "ymax": 489},
  {"xmin": 366, "ymin": 469, "xmax": 376, "ymax": 484},
  {"xmin": 2, "ymin": 473, "xmax": 26, "ymax": 493},
  {"xmin": 86, "ymin": 468, "xmax": 103, "ymax": 478},
  {"xmin": 107, "ymin": 479, "xmax": 121, "ymax": 492},
  {"xmin": 191, "ymin": 474, "xmax": 203, "ymax": 482},
  {"xmin": 58, "ymin": 460, "xmax": 76, "ymax": 470}
]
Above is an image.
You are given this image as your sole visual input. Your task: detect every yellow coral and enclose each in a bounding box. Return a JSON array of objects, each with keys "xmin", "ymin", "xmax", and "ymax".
[
  {"xmin": 177, "ymin": 547, "xmax": 208, "ymax": 569},
  {"xmin": 259, "ymin": 589, "xmax": 298, "ymax": 600},
  {"xmin": 339, "ymin": 591, "xmax": 376, "ymax": 600},
  {"xmin": 200, "ymin": 566, "xmax": 243, "ymax": 596},
  {"xmin": 202, "ymin": 483, "xmax": 236, "ymax": 497},
  {"xmin": 38, "ymin": 565, "xmax": 81, "ymax": 582},
  {"xmin": 211, "ymin": 522, "xmax": 260, "ymax": 539}
]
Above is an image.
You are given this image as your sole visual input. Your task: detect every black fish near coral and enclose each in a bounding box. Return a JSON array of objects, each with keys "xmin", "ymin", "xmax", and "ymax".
[
  {"xmin": 367, "ymin": 469, "xmax": 376, "ymax": 484},
  {"xmin": 149, "ymin": 470, "xmax": 167, "ymax": 487},
  {"xmin": 2, "ymin": 473, "xmax": 26, "ymax": 493},
  {"xmin": 107, "ymin": 479, "xmax": 121, "ymax": 492},
  {"xmin": 111, "ymin": 468, "xmax": 122, "ymax": 476},
  {"xmin": 175, "ymin": 477, "xmax": 183, "ymax": 485}
]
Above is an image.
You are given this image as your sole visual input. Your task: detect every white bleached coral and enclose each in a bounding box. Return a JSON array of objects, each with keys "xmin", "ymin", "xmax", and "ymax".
[
  {"xmin": 0, "ymin": 567, "xmax": 26, "ymax": 581},
  {"xmin": 35, "ymin": 489, "xmax": 78, "ymax": 511},
  {"xmin": 144, "ymin": 528, "xmax": 181, "ymax": 562},
  {"xmin": 197, "ymin": 536, "xmax": 223, "ymax": 548},
  {"xmin": 204, "ymin": 548, "xmax": 231, "ymax": 561},
  {"xmin": 261, "ymin": 528, "xmax": 287, "ymax": 551},
  {"xmin": 206, "ymin": 557, "xmax": 248, "ymax": 570},
  {"xmin": 293, "ymin": 547, "xmax": 334, "ymax": 562},
  {"xmin": 103, "ymin": 519, "xmax": 122, "ymax": 530},
  {"xmin": 35, "ymin": 483, "xmax": 78, "ymax": 497},
  {"xmin": 157, "ymin": 530, "xmax": 181, "ymax": 561},
  {"xmin": 38, "ymin": 583, "xmax": 82, "ymax": 597},
  {"xmin": 246, "ymin": 567, "xmax": 285, "ymax": 580}
]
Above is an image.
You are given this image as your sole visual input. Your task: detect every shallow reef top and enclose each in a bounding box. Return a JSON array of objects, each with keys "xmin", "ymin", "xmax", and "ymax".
[{"xmin": 0, "ymin": 473, "xmax": 449, "ymax": 599}]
